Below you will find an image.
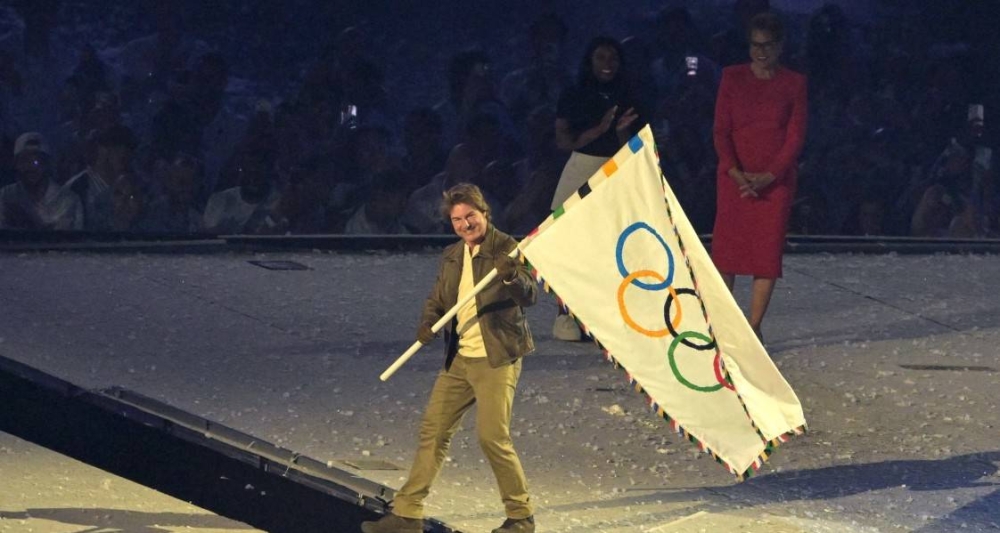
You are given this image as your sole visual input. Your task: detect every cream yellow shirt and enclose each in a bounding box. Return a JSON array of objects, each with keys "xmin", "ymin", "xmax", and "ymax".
[{"xmin": 456, "ymin": 243, "xmax": 487, "ymax": 358}]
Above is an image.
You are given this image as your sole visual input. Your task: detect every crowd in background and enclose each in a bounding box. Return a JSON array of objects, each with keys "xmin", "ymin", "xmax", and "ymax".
[{"xmin": 0, "ymin": 0, "xmax": 997, "ymax": 238}]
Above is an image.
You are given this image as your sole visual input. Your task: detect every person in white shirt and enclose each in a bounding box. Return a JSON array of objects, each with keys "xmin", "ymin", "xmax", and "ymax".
[
  {"xmin": 62, "ymin": 124, "xmax": 137, "ymax": 231},
  {"xmin": 0, "ymin": 132, "xmax": 82, "ymax": 230},
  {"xmin": 203, "ymin": 150, "xmax": 284, "ymax": 234},
  {"xmin": 137, "ymin": 153, "xmax": 204, "ymax": 234},
  {"xmin": 343, "ymin": 168, "xmax": 410, "ymax": 235}
]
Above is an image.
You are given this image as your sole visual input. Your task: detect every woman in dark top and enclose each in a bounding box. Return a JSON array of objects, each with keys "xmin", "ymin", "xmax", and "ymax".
[
  {"xmin": 550, "ymin": 36, "xmax": 642, "ymax": 210},
  {"xmin": 549, "ymin": 36, "xmax": 643, "ymax": 342}
]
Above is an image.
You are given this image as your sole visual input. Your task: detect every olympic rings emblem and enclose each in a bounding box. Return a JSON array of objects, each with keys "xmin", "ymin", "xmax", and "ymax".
[{"xmin": 615, "ymin": 222, "xmax": 734, "ymax": 393}]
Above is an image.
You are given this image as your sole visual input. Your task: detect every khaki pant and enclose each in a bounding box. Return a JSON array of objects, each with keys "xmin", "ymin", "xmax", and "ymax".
[{"xmin": 392, "ymin": 355, "xmax": 532, "ymax": 519}]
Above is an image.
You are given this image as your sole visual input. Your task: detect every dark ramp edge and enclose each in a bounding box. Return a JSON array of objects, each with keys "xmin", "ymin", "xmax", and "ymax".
[{"xmin": 0, "ymin": 354, "xmax": 462, "ymax": 533}]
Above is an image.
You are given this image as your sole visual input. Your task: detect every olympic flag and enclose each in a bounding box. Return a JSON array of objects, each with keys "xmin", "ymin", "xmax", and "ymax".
[{"xmin": 519, "ymin": 125, "xmax": 805, "ymax": 479}]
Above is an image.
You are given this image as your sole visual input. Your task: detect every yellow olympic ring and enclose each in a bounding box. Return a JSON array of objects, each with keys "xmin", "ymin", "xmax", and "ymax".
[{"xmin": 617, "ymin": 269, "xmax": 682, "ymax": 337}]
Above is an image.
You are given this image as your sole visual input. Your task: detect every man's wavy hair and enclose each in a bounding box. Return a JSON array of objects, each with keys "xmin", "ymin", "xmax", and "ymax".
[{"xmin": 440, "ymin": 183, "xmax": 491, "ymax": 222}]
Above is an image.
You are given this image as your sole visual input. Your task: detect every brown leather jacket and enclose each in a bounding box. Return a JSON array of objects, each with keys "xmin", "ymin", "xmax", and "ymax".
[{"xmin": 421, "ymin": 225, "xmax": 536, "ymax": 369}]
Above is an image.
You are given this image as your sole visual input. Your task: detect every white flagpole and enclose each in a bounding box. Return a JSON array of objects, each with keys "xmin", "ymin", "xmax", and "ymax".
[{"xmin": 379, "ymin": 248, "xmax": 520, "ymax": 381}]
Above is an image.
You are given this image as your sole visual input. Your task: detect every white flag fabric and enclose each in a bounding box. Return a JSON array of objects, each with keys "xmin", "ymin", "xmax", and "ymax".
[{"xmin": 520, "ymin": 125, "xmax": 805, "ymax": 479}]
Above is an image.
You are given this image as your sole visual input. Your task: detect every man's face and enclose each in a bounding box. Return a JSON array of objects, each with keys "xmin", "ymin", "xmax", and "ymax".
[
  {"xmin": 14, "ymin": 151, "xmax": 49, "ymax": 189},
  {"xmin": 449, "ymin": 202, "xmax": 488, "ymax": 246}
]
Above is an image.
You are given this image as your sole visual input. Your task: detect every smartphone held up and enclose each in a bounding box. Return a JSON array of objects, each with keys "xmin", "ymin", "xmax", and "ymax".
[{"xmin": 340, "ymin": 104, "xmax": 358, "ymax": 129}]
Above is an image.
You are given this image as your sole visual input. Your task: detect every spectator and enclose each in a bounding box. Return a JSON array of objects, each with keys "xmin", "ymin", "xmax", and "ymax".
[
  {"xmin": 475, "ymin": 159, "xmax": 517, "ymax": 231},
  {"xmin": 0, "ymin": 132, "xmax": 82, "ymax": 230},
  {"xmin": 400, "ymin": 170, "xmax": 449, "ymax": 234},
  {"xmin": 0, "ymin": 2, "xmax": 996, "ymax": 242},
  {"xmin": 203, "ymin": 149, "xmax": 284, "ymax": 235},
  {"xmin": 787, "ymin": 187, "xmax": 831, "ymax": 236},
  {"xmin": 299, "ymin": 26, "xmax": 389, "ymax": 130},
  {"xmin": 620, "ymin": 35, "xmax": 658, "ymax": 126},
  {"xmin": 346, "ymin": 125, "xmax": 397, "ymax": 186},
  {"xmin": 51, "ymin": 89, "xmax": 124, "ymax": 185},
  {"xmin": 137, "ymin": 152, "xmax": 204, "ymax": 233},
  {"xmin": 711, "ymin": 0, "xmax": 771, "ymax": 68},
  {"xmin": 434, "ymin": 49, "xmax": 515, "ymax": 150},
  {"xmin": 403, "ymin": 109, "xmax": 515, "ymax": 235},
  {"xmin": 326, "ymin": 125, "xmax": 397, "ymax": 229},
  {"xmin": 551, "ymin": 36, "xmax": 642, "ymax": 211},
  {"xmin": 275, "ymin": 154, "xmax": 331, "ymax": 234},
  {"xmin": 958, "ymin": 104, "xmax": 995, "ymax": 235},
  {"xmin": 109, "ymin": 3, "xmax": 209, "ymax": 118},
  {"xmin": 343, "ymin": 168, "xmax": 410, "ymax": 235},
  {"xmin": 148, "ymin": 52, "xmax": 246, "ymax": 199},
  {"xmin": 10, "ymin": 0, "xmax": 61, "ymax": 59},
  {"xmin": 841, "ymin": 181, "xmax": 889, "ymax": 236},
  {"xmin": 910, "ymin": 178, "xmax": 965, "ymax": 238},
  {"xmin": 335, "ymin": 27, "xmax": 391, "ymax": 129},
  {"xmin": 660, "ymin": 123, "xmax": 715, "ymax": 234},
  {"xmin": 804, "ymin": 4, "xmax": 861, "ymax": 104},
  {"xmin": 400, "ymin": 107, "xmax": 447, "ymax": 195},
  {"xmin": 216, "ymin": 99, "xmax": 276, "ymax": 194},
  {"xmin": 272, "ymin": 100, "xmax": 313, "ymax": 177},
  {"xmin": 650, "ymin": 7, "xmax": 720, "ymax": 148},
  {"xmin": 903, "ymin": 103, "xmax": 994, "ymax": 237},
  {"xmin": 297, "ymin": 38, "xmax": 344, "ymax": 111},
  {"xmin": 66, "ymin": 44, "xmax": 113, "ymax": 118},
  {"xmin": 447, "ymin": 112, "xmax": 517, "ymax": 189},
  {"xmin": 0, "ymin": 50, "xmax": 23, "ymax": 148},
  {"xmin": 499, "ymin": 13, "xmax": 572, "ymax": 127},
  {"xmin": 504, "ymin": 105, "xmax": 567, "ymax": 235},
  {"xmin": 146, "ymin": 92, "xmax": 199, "ymax": 166},
  {"xmin": 49, "ymin": 45, "xmax": 112, "ymax": 168},
  {"xmin": 109, "ymin": 171, "xmax": 145, "ymax": 232},
  {"xmin": 63, "ymin": 123, "xmax": 137, "ymax": 231},
  {"xmin": 651, "ymin": 7, "xmax": 715, "ymax": 97}
]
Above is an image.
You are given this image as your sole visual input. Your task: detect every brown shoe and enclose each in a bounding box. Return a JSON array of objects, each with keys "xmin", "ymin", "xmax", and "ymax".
[
  {"xmin": 360, "ymin": 512, "xmax": 423, "ymax": 533},
  {"xmin": 491, "ymin": 515, "xmax": 535, "ymax": 533}
]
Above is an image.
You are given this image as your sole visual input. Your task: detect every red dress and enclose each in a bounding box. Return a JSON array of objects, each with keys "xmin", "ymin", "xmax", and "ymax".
[{"xmin": 712, "ymin": 64, "xmax": 807, "ymax": 278}]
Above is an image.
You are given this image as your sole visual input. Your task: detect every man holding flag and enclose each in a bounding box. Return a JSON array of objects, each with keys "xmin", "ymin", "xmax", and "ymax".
[{"xmin": 362, "ymin": 183, "xmax": 537, "ymax": 533}]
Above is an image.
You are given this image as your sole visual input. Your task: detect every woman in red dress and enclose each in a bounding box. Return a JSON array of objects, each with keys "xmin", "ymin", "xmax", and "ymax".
[{"xmin": 712, "ymin": 12, "xmax": 807, "ymax": 341}]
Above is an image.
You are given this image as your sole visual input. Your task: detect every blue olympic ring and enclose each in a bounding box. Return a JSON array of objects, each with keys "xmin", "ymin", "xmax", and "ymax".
[{"xmin": 615, "ymin": 222, "xmax": 675, "ymax": 291}]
